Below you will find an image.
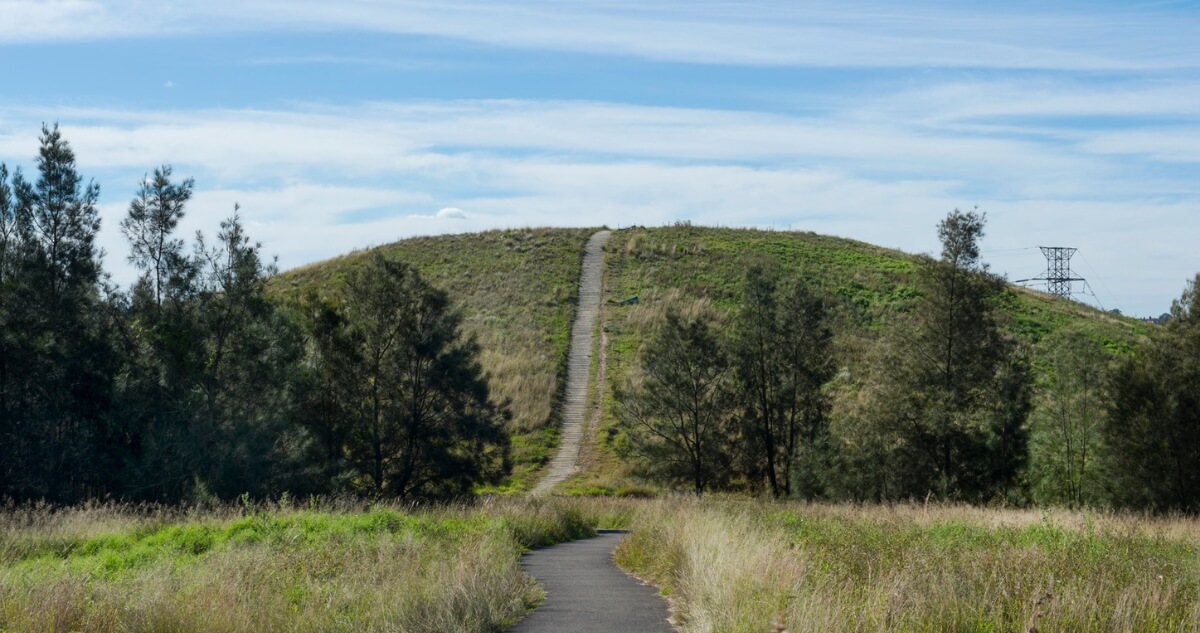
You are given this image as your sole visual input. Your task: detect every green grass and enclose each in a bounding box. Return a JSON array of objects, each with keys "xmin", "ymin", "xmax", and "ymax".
[
  {"xmin": 0, "ymin": 498, "xmax": 602, "ymax": 632},
  {"xmin": 269, "ymin": 225, "xmax": 1151, "ymax": 494},
  {"xmin": 7, "ymin": 498, "xmax": 1196, "ymax": 631},
  {"xmin": 576, "ymin": 225, "xmax": 1151, "ymax": 491},
  {"xmin": 615, "ymin": 498, "xmax": 1200, "ymax": 632},
  {"xmin": 272, "ymin": 227, "xmax": 598, "ymax": 490}
]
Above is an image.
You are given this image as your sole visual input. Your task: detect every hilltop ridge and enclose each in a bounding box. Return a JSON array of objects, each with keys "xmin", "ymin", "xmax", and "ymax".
[{"xmin": 271, "ymin": 225, "xmax": 1150, "ymax": 492}]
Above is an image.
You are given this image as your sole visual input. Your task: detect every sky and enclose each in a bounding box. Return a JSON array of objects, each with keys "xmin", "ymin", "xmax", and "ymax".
[{"xmin": 1, "ymin": 1, "xmax": 1198, "ymax": 317}]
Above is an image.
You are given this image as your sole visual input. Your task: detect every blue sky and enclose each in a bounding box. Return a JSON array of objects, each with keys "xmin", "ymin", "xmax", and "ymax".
[{"xmin": 1, "ymin": 1, "xmax": 1198, "ymax": 316}]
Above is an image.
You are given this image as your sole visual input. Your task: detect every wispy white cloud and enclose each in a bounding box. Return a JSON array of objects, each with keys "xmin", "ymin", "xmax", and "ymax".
[
  {"xmin": 1080, "ymin": 128, "xmax": 1200, "ymax": 164},
  {"xmin": 3, "ymin": 1, "xmax": 1198, "ymax": 70},
  {"xmin": 2, "ymin": 83, "xmax": 1197, "ymax": 315}
]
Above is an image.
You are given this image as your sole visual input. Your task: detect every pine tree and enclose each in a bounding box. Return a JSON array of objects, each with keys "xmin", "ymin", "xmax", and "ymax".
[
  {"xmin": 335, "ymin": 252, "xmax": 509, "ymax": 498},
  {"xmin": 734, "ymin": 265, "xmax": 833, "ymax": 498},
  {"xmin": 1104, "ymin": 273, "xmax": 1200, "ymax": 512},
  {"xmin": 864, "ymin": 209, "xmax": 1028, "ymax": 501},
  {"xmin": 121, "ymin": 166, "xmax": 195, "ymax": 308},
  {"xmin": 0, "ymin": 163, "xmax": 16, "ymax": 494},
  {"xmin": 617, "ymin": 304, "xmax": 733, "ymax": 495},
  {"xmin": 3, "ymin": 124, "xmax": 114, "ymax": 501}
]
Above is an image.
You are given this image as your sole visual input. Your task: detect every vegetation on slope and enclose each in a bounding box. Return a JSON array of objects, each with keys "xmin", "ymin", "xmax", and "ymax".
[
  {"xmin": 273, "ymin": 228, "xmax": 596, "ymax": 489},
  {"xmin": 562, "ymin": 223, "xmax": 1151, "ymax": 497},
  {"xmin": 599, "ymin": 223, "xmax": 1145, "ymax": 384}
]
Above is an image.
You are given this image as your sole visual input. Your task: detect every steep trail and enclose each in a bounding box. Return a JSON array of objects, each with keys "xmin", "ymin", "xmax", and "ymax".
[{"xmin": 531, "ymin": 230, "xmax": 610, "ymax": 496}]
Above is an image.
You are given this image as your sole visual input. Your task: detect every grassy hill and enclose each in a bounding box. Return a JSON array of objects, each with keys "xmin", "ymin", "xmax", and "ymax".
[
  {"xmin": 272, "ymin": 228, "xmax": 596, "ymax": 489},
  {"xmin": 271, "ymin": 225, "xmax": 1152, "ymax": 493}
]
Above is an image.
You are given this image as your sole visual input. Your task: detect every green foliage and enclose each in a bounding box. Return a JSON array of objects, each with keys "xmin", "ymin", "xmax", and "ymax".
[
  {"xmin": 615, "ymin": 303, "xmax": 734, "ymax": 494},
  {"xmin": 821, "ymin": 210, "xmax": 1032, "ymax": 502},
  {"xmin": 1029, "ymin": 331, "xmax": 1111, "ymax": 507},
  {"xmin": 1103, "ymin": 274, "xmax": 1200, "ymax": 512},
  {"xmin": 595, "ymin": 224, "xmax": 1142, "ymax": 499},
  {"xmin": 297, "ymin": 252, "xmax": 511, "ymax": 498},
  {"xmin": 733, "ymin": 264, "xmax": 834, "ymax": 498},
  {"xmin": 275, "ymin": 228, "xmax": 593, "ymax": 489},
  {"xmin": 0, "ymin": 124, "xmax": 116, "ymax": 502},
  {"xmin": 113, "ymin": 203, "xmax": 308, "ymax": 502}
]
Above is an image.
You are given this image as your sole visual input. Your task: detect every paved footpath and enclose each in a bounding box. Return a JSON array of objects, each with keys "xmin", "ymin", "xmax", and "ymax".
[
  {"xmin": 531, "ymin": 230, "xmax": 611, "ymax": 495},
  {"xmin": 509, "ymin": 531, "xmax": 675, "ymax": 633}
]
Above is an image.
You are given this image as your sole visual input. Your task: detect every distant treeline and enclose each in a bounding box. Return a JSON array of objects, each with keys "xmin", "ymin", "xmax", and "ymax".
[
  {"xmin": 0, "ymin": 126, "xmax": 509, "ymax": 504},
  {"xmin": 2, "ymin": 127, "xmax": 1198, "ymax": 512}
]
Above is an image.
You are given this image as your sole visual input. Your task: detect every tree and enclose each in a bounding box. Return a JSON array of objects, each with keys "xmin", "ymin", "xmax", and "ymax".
[
  {"xmin": 1103, "ymin": 274, "xmax": 1200, "ymax": 512},
  {"xmin": 0, "ymin": 124, "xmax": 114, "ymax": 502},
  {"xmin": 113, "ymin": 200, "xmax": 309, "ymax": 501},
  {"xmin": 616, "ymin": 304, "xmax": 733, "ymax": 494},
  {"xmin": 110, "ymin": 165, "xmax": 202, "ymax": 499},
  {"xmin": 858, "ymin": 209, "xmax": 1028, "ymax": 501},
  {"xmin": 120, "ymin": 165, "xmax": 195, "ymax": 308},
  {"xmin": 1029, "ymin": 332, "xmax": 1108, "ymax": 507},
  {"xmin": 0, "ymin": 163, "xmax": 16, "ymax": 494},
  {"xmin": 334, "ymin": 252, "xmax": 509, "ymax": 498},
  {"xmin": 734, "ymin": 265, "xmax": 834, "ymax": 498},
  {"xmin": 186, "ymin": 211, "xmax": 308, "ymax": 498},
  {"xmin": 293, "ymin": 292, "xmax": 358, "ymax": 485}
]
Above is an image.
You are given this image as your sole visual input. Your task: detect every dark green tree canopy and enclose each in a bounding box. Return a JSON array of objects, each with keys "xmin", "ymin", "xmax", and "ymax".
[
  {"xmin": 849, "ymin": 208, "xmax": 1029, "ymax": 502},
  {"xmin": 734, "ymin": 264, "xmax": 834, "ymax": 498},
  {"xmin": 617, "ymin": 304, "xmax": 733, "ymax": 495},
  {"xmin": 332, "ymin": 252, "xmax": 510, "ymax": 498},
  {"xmin": 1104, "ymin": 273, "xmax": 1200, "ymax": 512}
]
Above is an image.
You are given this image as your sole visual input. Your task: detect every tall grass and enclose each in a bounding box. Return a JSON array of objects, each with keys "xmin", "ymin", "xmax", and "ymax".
[
  {"xmin": 614, "ymin": 498, "xmax": 1200, "ymax": 632},
  {"xmin": 0, "ymin": 497, "xmax": 606, "ymax": 632},
  {"xmin": 8, "ymin": 496, "xmax": 1197, "ymax": 631},
  {"xmin": 274, "ymin": 228, "xmax": 597, "ymax": 488}
]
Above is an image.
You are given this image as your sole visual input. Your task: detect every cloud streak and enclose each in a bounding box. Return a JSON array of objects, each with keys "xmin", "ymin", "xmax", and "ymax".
[
  {"xmin": 3, "ymin": 1, "xmax": 1198, "ymax": 70},
  {"xmin": 1, "ymin": 83, "xmax": 1194, "ymax": 316}
]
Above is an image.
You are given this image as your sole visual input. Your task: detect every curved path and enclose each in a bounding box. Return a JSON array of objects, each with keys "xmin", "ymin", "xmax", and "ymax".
[
  {"xmin": 509, "ymin": 532, "xmax": 674, "ymax": 633},
  {"xmin": 532, "ymin": 230, "xmax": 611, "ymax": 495}
]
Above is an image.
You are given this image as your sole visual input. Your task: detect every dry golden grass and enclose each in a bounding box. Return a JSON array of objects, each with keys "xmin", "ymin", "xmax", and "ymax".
[
  {"xmin": 614, "ymin": 498, "xmax": 1200, "ymax": 633},
  {"xmin": 0, "ymin": 497, "xmax": 608, "ymax": 633},
  {"xmin": 7, "ymin": 497, "xmax": 1197, "ymax": 632},
  {"xmin": 272, "ymin": 227, "xmax": 598, "ymax": 488}
]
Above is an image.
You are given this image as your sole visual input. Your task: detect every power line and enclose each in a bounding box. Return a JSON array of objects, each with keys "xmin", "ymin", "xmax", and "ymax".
[
  {"xmin": 982, "ymin": 246, "xmax": 1038, "ymax": 254},
  {"xmin": 1080, "ymin": 249, "xmax": 1123, "ymax": 314}
]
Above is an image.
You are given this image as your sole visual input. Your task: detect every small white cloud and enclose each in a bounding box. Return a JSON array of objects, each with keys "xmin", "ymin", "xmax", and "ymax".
[
  {"xmin": 164, "ymin": 81, "xmax": 175, "ymax": 89},
  {"xmin": 437, "ymin": 207, "xmax": 467, "ymax": 219}
]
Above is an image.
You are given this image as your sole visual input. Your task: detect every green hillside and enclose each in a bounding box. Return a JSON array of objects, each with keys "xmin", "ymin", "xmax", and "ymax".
[
  {"xmin": 569, "ymin": 225, "xmax": 1150, "ymax": 493},
  {"xmin": 272, "ymin": 225, "xmax": 1151, "ymax": 493},
  {"xmin": 272, "ymin": 228, "xmax": 596, "ymax": 488}
]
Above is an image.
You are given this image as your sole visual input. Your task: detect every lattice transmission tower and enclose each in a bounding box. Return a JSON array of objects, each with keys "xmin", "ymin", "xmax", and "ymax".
[{"xmin": 1033, "ymin": 246, "xmax": 1086, "ymax": 299}]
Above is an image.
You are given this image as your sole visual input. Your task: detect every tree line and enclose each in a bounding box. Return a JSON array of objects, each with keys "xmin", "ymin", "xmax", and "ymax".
[
  {"xmin": 617, "ymin": 208, "xmax": 1200, "ymax": 513},
  {"xmin": 4, "ymin": 126, "xmax": 1197, "ymax": 513},
  {"xmin": 0, "ymin": 125, "xmax": 509, "ymax": 504}
]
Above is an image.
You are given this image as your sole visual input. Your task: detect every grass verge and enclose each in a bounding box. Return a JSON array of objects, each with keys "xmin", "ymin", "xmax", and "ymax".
[
  {"xmin": 0, "ymin": 498, "xmax": 606, "ymax": 633},
  {"xmin": 614, "ymin": 498, "xmax": 1200, "ymax": 632}
]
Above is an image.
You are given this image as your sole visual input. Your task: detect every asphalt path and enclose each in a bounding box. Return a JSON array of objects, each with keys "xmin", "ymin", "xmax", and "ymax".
[{"xmin": 509, "ymin": 531, "xmax": 675, "ymax": 633}]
